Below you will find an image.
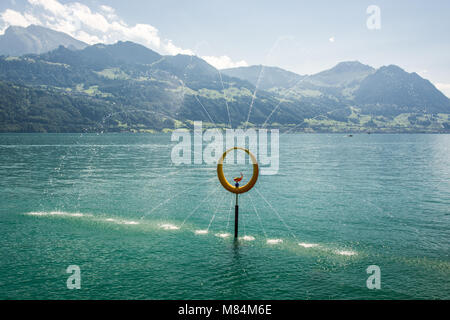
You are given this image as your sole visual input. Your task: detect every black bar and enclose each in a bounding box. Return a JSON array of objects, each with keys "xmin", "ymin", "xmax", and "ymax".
[
  {"xmin": 0, "ymin": 300, "xmax": 445, "ymax": 318},
  {"xmin": 234, "ymin": 204, "xmax": 239, "ymax": 238}
]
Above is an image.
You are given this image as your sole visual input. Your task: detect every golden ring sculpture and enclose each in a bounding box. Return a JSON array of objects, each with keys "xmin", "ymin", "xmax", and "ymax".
[{"xmin": 217, "ymin": 147, "xmax": 259, "ymax": 194}]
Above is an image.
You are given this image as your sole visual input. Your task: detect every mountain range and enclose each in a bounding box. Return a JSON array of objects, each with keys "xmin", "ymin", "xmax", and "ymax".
[
  {"xmin": 0, "ymin": 25, "xmax": 449, "ymax": 133},
  {"xmin": 0, "ymin": 25, "xmax": 87, "ymax": 56}
]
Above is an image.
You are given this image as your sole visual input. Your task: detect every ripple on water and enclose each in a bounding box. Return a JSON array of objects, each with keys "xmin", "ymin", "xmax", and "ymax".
[
  {"xmin": 159, "ymin": 223, "xmax": 179, "ymax": 230},
  {"xmin": 335, "ymin": 250, "xmax": 357, "ymax": 256},
  {"xmin": 27, "ymin": 211, "xmax": 91, "ymax": 218},
  {"xmin": 103, "ymin": 218, "xmax": 139, "ymax": 225},
  {"xmin": 298, "ymin": 242, "xmax": 319, "ymax": 248},
  {"xmin": 215, "ymin": 233, "xmax": 231, "ymax": 238}
]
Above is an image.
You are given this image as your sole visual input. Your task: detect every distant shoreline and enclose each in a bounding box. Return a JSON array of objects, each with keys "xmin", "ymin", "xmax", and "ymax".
[{"xmin": 1, "ymin": 130, "xmax": 449, "ymax": 134}]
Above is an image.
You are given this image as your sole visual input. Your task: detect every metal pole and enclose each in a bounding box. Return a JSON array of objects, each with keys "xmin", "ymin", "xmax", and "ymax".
[{"xmin": 234, "ymin": 193, "xmax": 239, "ymax": 239}]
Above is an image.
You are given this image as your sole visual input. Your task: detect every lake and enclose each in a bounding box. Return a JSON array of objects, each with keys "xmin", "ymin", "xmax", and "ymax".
[{"xmin": 0, "ymin": 133, "xmax": 449, "ymax": 299}]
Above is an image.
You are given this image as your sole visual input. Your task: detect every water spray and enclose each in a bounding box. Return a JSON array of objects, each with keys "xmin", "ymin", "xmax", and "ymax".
[{"xmin": 217, "ymin": 147, "xmax": 259, "ymax": 239}]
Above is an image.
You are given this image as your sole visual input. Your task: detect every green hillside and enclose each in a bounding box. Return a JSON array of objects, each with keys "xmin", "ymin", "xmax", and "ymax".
[{"xmin": 0, "ymin": 35, "xmax": 449, "ymax": 133}]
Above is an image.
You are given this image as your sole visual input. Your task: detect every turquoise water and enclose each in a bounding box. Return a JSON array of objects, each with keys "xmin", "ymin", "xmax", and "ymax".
[{"xmin": 0, "ymin": 133, "xmax": 449, "ymax": 299}]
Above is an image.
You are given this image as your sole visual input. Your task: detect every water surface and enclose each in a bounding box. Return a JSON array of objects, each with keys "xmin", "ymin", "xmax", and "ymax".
[{"xmin": 0, "ymin": 133, "xmax": 449, "ymax": 299}]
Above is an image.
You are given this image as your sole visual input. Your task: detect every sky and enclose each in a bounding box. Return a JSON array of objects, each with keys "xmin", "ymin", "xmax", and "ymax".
[{"xmin": 0, "ymin": 0, "xmax": 449, "ymax": 97}]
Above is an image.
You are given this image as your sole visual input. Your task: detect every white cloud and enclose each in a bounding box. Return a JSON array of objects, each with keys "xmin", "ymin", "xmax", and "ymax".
[
  {"xmin": 0, "ymin": 0, "xmax": 191, "ymax": 55},
  {"xmin": 0, "ymin": 0, "xmax": 247, "ymax": 69},
  {"xmin": 75, "ymin": 30, "xmax": 101, "ymax": 44},
  {"xmin": 29, "ymin": 0, "xmax": 66, "ymax": 16},
  {"xmin": 201, "ymin": 55, "xmax": 248, "ymax": 69},
  {"xmin": 100, "ymin": 5, "xmax": 114, "ymax": 14},
  {"xmin": 329, "ymin": 36, "xmax": 335, "ymax": 43},
  {"xmin": 435, "ymin": 83, "xmax": 450, "ymax": 98},
  {"xmin": 165, "ymin": 40, "xmax": 194, "ymax": 55},
  {"xmin": 0, "ymin": 9, "xmax": 40, "ymax": 29},
  {"xmin": 99, "ymin": 5, "xmax": 117, "ymax": 20}
]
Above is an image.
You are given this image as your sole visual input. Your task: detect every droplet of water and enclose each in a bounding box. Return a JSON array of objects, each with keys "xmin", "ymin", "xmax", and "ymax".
[
  {"xmin": 215, "ymin": 233, "xmax": 231, "ymax": 238},
  {"xmin": 335, "ymin": 250, "xmax": 356, "ymax": 256},
  {"xmin": 160, "ymin": 223, "xmax": 179, "ymax": 230},
  {"xmin": 298, "ymin": 242, "xmax": 319, "ymax": 248}
]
